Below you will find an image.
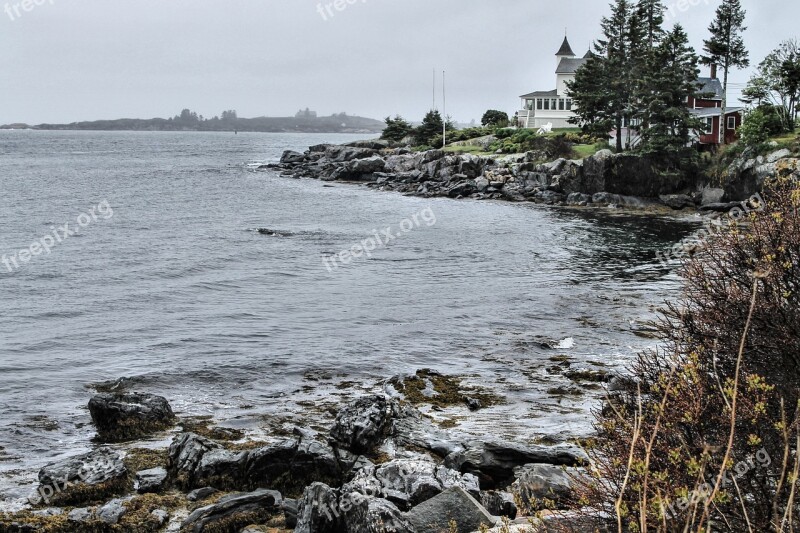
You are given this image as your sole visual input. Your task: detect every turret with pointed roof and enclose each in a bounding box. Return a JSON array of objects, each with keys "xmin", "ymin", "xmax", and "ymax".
[{"xmin": 555, "ymin": 36, "xmax": 576, "ymax": 58}]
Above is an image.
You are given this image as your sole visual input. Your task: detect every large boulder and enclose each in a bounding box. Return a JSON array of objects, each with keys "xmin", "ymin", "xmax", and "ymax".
[
  {"xmin": 135, "ymin": 467, "xmax": 168, "ymax": 494},
  {"xmin": 330, "ymin": 395, "xmax": 400, "ymax": 454},
  {"xmin": 181, "ymin": 489, "xmax": 282, "ymax": 533},
  {"xmin": 168, "ymin": 431, "xmax": 349, "ymax": 493},
  {"xmin": 295, "ymin": 482, "xmax": 343, "ymax": 533},
  {"xmin": 444, "ymin": 441, "xmax": 586, "ymax": 488},
  {"xmin": 405, "ymin": 486, "xmax": 496, "ymax": 533},
  {"xmin": 88, "ymin": 392, "xmax": 175, "ymax": 442},
  {"xmin": 343, "ymin": 458, "xmax": 480, "ymax": 511},
  {"xmin": 341, "ymin": 493, "xmax": 416, "ymax": 533},
  {"xmin": 36, "ymin": 448, "xmax": 128, "ymax": 506},
  {"xmin": 660, "ymin": 194, "xmax": 696, "ymax": 210},
  {"xmin": 511, "ymin": 464, "xmax": 577, "ymax": 512},
  {"xmin": 344, "ymin": 155, "xmax": 386, "ymax": 178},
  {"xmin": 391, "ymin": 406, "xmax": 466, "ymax": 459},
  {"xmin": 280, "ymin": 150, "xmax": 306, "ymax": 164}
]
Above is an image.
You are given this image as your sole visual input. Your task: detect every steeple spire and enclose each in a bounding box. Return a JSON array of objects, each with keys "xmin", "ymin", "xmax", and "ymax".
[{"xmin": 555, "ymin": 35, "xmax": 575, "ymax": 57}]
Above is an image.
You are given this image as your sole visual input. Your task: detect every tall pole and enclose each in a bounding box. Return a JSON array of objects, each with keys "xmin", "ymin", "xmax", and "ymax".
[
  {"xmin": 442, "ymin": 70, "xmax": 447, "ymax": 147},
  {"xmin": 432, "ymin": 68, "xmax": 436, "ymax": 111}
]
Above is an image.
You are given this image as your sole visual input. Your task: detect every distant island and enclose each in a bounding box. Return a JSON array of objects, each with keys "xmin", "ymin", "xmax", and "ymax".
[{"xmin": 1, "ymin": 108, "xmax": 386, "ymax": 134}]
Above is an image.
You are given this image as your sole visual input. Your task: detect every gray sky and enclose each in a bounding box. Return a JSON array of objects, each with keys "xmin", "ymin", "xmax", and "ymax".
[{"xmin": 2, "ymin": 0, "xmax": 797, "ymax": 125}]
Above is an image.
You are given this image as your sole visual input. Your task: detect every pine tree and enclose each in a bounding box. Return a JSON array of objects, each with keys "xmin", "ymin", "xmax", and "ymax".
[
  {"xmin": 568, "ymin": 0, "xmax": 633, "ymax": 152},
  {"xmin": 639, "ymin": 25, "xmax": 702, "ymax": 153},
  {"xmin": 702, "ymin": 0, "xmax": 749, "ymax": 144},
  {"xmin": 566, "ymin": 53, "xmax": 615, "ymax": 138},
  {"xmin": 380, "ymin": 115, "xmax": 412, "ymax": 142}
]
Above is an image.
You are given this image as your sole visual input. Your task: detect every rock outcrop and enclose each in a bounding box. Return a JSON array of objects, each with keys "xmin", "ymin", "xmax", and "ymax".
[
  {"xmin": 268, "ymin": 141, "xmax": 705, "ymax": 207},
  {"xmin": 88, "ymin": 392, "xmax": 175, "ymax": 442}
]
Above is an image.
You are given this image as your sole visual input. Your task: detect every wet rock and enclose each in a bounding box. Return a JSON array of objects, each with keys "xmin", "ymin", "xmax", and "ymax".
[
  {"xmin": 330, "ymin": 395, "xmax": 400, "ymax": 454},
  {"xmin": 660, "ymin": 194, "xmax": 695, "ymax": 210},
  {"xmin": 30, "ymin": 508, "xmax": 64, "ymax": 518},
  {"xmin": 475, "ymin": 177, "xmax": 490, "ymax": 192},
  {"xmin": 88, "ymin": 392, "xmax": 175, "ymax": 442},
  {"xmin": 187, "ymin": 487, "xmax": 219, "ymax": 502},
  {"xmin": 592, "ymin": 192, "xmax": 625, "ymax": 206},
  {"xmin": 167, "ymin": 433, "xmax": 222, "ymax": 488},
  {"xmin": 566, "ymin": 192, "xmax": 593, "ymax": 205},
  {"xmin": 512, "ymin": 464, "xmax": 576, "ymax": 512},
  {"xmin": 346, "ymin": 155, "xmax": 386, "ymax": 175},
  {"xmin": 405, "ymin": 486, "xmax": 496, "ymax": 533},
  {"xmin": 295, "ymin": 482, "xmax": 342, "ymax": 533},
  {"xmin": 343, "ymin": 458, "xmax": 480, "ymax": 511},
  {"xmin": 465, "ymin": 398, "xmax": 482, "ymax": 411},
  {"xmin": 181, "ymin": 489, "xmax": 282, "ymax": 533},
  {"xmin": 391, "ymin": 406, "xmax": 467, "ymax": 459},
  {"xmin": 67, "ymin": 507, "xmax": 95, "ymax": 524},
  {"xmin": 97, "ymin": 497, "xmax": 129, "ymax": 524},
  {"xmin": 444, "ymin": 441, "xmax": 586, "ymax": 488},
  {"xmin": 149, "ymin": 509, "xmax": 169, "ymax": 527},
  {"xmin": 169, "ymin": 430, "xmax": 348, "ymax": 493},
  {"xmin": 480, "ymin": 491, "xmax": 517, "ymax": 518},
  {"xmin": 447, "ymin": 180, "xmax": 478, "ymax": 198},
  {"xmin": 281, "ymin": 150, "xmax": 306, "ymax": 164},
  {"xmin": 281, "ymin": 498, "xmax": 299, "ymax": 529},
  {"xmin": 135, "ymin": 467, "xmax": 168, "ymax": 493},
  {"xmin": 37, "ymin": 447, "xmax": 128, "ymax": 506},
  {"xmin": 341, "ymin": 493, "xmax": 416, "ymax": 533}
]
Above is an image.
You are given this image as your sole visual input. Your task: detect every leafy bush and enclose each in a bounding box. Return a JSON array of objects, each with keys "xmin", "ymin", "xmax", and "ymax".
[
  {"xmin": 579, "ymin": 171, "xmax": 800, "ymax": 532},
  {"xmin": 446, "ymin": 127, "xmax": 493, "ymax": 143},
  {"xmin": 740, "ymin": 106, "xmax": 788, "ymax": 147}
]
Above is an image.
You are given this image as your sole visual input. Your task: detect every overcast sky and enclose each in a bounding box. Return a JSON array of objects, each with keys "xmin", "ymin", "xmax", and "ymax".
[{"xmin": 2, "ymin": 0, "xmax": 797, "ymax": 125}]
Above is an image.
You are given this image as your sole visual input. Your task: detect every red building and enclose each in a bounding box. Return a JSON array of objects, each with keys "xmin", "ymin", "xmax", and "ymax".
[{"xmin": 689, "ymin": 65, "xmax": 743, "ymax": 148}]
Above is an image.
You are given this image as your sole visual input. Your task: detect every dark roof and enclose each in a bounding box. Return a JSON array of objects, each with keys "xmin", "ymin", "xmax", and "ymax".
[
  {"xmin": 556, "ymin": 57, "xmax": 588, "ymax": 74},
  {"xmin": 583, "ymin": 50, "xmax": 593, "ymax": 58},
  {"xmin": 696, "ymin": 77, "xmax": 723, "ymax": 100},
  {"xmin": 520, "ymin": 89, "xmax": 558, "ymax": 98},
  {"xmin": 556, "ymin": 36, "xmax": 576, "ymax": 57}
]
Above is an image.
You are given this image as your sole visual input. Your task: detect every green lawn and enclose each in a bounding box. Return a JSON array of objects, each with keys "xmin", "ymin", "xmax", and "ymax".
[{"xmin": 572, "ymin": 144, "xmax": 601, "ymax": 159}]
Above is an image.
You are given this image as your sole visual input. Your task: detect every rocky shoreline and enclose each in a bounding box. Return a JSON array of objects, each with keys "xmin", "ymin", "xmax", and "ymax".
[
  {"xmin": 0, "ymin": 380, "xmax": 607, "ymax": 533},
  {"xmin": 266, "ymin": 140, "xmax": 798, "ymax": 213}
]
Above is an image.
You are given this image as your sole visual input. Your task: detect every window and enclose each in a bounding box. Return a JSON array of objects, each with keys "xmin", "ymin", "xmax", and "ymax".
[
  {"xmin": 704, "ymin": 117, "xmax": 713, "ymax": 133},
  {"xmin": 552, "ymin": 99, "xmax": 558, "ymax": 110},
  {"xmin": 537, "ymin": 99, "xmax": 543, "ymax": 110},
  {"xmin": 544, "ymin": 99, "xmax": 550, "ymax": 110},
  {"xmin": 566, "ymin": 99, "xmax": 573, "ymax": 111},
  {"xmin": 559, "ymin": 99, "xmax": 565, "ymax": 111},
  {"xmin": 727, "ymin": 115, "xmax": 737, "ymax": 130}
]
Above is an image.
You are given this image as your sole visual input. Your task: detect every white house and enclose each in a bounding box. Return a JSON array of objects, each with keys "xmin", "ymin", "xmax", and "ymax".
[{"xmin": 518, "ymin": 36, "xmax": 589, "ymax": 129}]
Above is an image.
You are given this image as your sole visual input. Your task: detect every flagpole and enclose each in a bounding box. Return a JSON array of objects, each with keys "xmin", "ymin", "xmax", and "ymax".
[{"xmin": 442, "ymin": 70, "xmax": 446, "ymax": 147}]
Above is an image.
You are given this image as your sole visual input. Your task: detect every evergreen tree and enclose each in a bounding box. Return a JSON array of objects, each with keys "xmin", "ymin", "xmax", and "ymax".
[
  {"xmin": 380, "ymin": 115, "xmax": 412, "ymax": 142},
  {"xmin": 413, "ymin": 110, "xmax": 446, "ymax": 147},
  {"xmin": 702, "ymin": 0, "xmax": 749, "ymax": 144},
  {"xmin": 639, "ymin": 25, "xmax": 702, "ymax": 153},
  {"xmin": 568, "ymin": 0, "xmax": 633, "ymax": 152},
  {"xmin": 566, "ymin": 54, "xmax": 615, "ymax": 138}
]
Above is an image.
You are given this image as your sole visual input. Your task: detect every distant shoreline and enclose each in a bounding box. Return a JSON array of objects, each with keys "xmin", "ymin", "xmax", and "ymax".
[{"xmin": 0, "ymin": 113, "xmax": 385, "ymax": 134}]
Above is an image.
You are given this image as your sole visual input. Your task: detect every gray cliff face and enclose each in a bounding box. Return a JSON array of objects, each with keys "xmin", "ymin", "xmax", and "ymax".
[{"xmin": 715, "ymin": 148, "xmax": 800, "ymax": 202}]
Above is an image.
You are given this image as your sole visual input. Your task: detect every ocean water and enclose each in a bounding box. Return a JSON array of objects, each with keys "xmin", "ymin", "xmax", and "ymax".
[{"xmin": 0, "ymin": 130, "xmax": 698, "ymax": 506}]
